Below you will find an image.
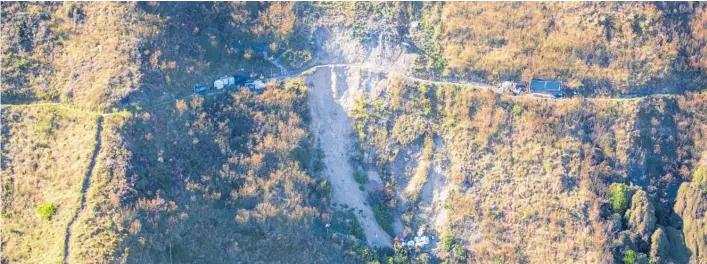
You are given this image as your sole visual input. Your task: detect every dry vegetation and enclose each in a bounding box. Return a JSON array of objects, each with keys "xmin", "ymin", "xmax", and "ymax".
[
  {"xmin": 106, "ymin": 83, "xmax": 342, "ymax": 263},
  {"xmin": 1, "ymin": 2, "xmax": 304, "ymax": 110},
  {"xmin": 3, "ymin": 2, "xmax": 707, "ymax": 264},
  {"xmin": 1, "ymin": 2, "xmax": 157, "ymax": 111},
  {"xmin": 410, "ymin": 2, "xmax": 707, "ymax": 95},
  {"xmin": 1, "ymin": 105, "xmax": 99, "ymax": 263},
  {"xmin": 350, "ymin": 78, "xmax": 707, "ymax": 263},
  {"xmin": 2, "ymin": 82, "xmax": 355, "ymax": 263}
]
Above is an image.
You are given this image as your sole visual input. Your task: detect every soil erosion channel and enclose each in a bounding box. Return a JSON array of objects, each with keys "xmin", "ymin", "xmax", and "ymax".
[{"xmin": 307, "ymin": 66, "xmax": 393, "ymax": 247}]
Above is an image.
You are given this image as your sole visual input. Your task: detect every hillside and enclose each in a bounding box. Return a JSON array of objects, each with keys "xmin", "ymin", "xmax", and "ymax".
[
  {"xmin": 2, "ymin": 2, "xmax": 707, "ymax": 264},
  {"xmin": 346, "ymin": 77, "xmax": 707, "ymax": 262}
]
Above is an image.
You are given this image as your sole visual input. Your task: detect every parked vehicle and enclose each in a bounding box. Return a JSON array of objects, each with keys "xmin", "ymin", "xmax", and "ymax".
[
  {"xmin": 193, "ymin": 83, "xmax": 208, "ymax": 94},
  {"xmin": 529, "ymin": 79, "xmax": 565, "ymax": 98}
]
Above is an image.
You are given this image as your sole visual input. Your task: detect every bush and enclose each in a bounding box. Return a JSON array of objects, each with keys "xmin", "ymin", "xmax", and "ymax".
[
  {"xmin": 607, "ymin": 183, "xmax": 631, "ymax": 214},
  {"xmin": 354, "ymin": 172, "xmax": 369, "ymax": 184},
  {"xmin": 623, "ymin": 249, "xmax": 637, "ymax": 264},
  {"xmin": 371, "ymin": 203, "xmax": 393, "ymax": 235},
  {"xmin": 440, "ymin": 233, "xmax": 456, "ymax": 252},
  {"xmin": 284, "ymin": 78, "xmax": 307, "ymax": 95},
  {"xmin": 36, "ymin": 203, "xmax": 56, "ymax": 221},
  {"xmin": 512, "ymin": 105, "xmax": 523, "ymax": 116},
  {"xmin": 283, "ymin": 50, "xmax": 312, "ymax": 69},
  {"xmin": 316, "ymin": 179, "xmax": 332, "ymax": 198}
]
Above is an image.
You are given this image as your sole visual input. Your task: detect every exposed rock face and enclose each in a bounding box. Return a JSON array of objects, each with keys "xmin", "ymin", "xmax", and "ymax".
[{"xmin": 674, "ymin": 166, "xmax": 707, "ymax": 263}]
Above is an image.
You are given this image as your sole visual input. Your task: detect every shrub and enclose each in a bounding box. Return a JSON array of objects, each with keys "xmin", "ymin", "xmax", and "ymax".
[
  {"xmin": 175, "ymin": 99, "xmax": 188, "ymax": 113},
  {"xmin": 371, "ymin": 203, "xmax": 393, "ymax": 235},
  {"xmin": 354, "ymin": 172, "xmax": 369, "ymax": 184},
  {"xmin": 623, "ymin": 249, "xmax": 637, "ymax": 264},
  {"xmin": 440, "ymin": 233, "xmax": 456, "ymax": 252},
  {"xmin": 284, "ymin": 78, "xmax": 307, "ymax": 95},
  {"xmin": 607, "ymin": 183, "xmax": 631, "ymax": 214},
  {"xmin": 283, "ymin": 50, "xmax": 312, "ymax": 69},
  {"xmin": 36, "ymin": 203, "xmax": 56, "ymax": 221},
  {"xmin": 512, "ymin": 104, "xmax": 523, "ymax": 116},
  {"xmin": 316, "ymin": 179, "xmax": 332, "ymax": 198}
]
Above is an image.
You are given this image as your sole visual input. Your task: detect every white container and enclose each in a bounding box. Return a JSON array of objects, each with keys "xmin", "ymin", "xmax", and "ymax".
[
  {"xmin": 227, "ymin": 76, "xmax": 235, "ymax": 86},
  {"xmin": 214, "ymin": 79, "xmax": 224, "ymax": 89}
]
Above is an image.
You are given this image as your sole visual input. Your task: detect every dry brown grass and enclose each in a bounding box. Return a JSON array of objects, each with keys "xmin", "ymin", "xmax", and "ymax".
[{"xmin": 1, "ymin": 105, "xmax": 99, "ymax": 263}]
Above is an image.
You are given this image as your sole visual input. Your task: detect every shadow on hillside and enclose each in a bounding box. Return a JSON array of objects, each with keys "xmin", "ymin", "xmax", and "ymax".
[
  {"xmin": 122, "ymin": 2, "xmax": 278, "ymax": 107},
  {"xmin": 114, "ymin": 89, "xmax": 343, "ymax": 263}
]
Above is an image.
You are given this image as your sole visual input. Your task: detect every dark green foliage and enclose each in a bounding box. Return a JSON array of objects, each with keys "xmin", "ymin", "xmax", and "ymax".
[
  {"xmin": 332, "ymin": 210, "xmax": 366, "ymax": 241},
  {"xmin": 282, "ymin": 50, "xmax": 312, "ymax": 69},
  {"xmin": 36, "ymin": 203, "xmax": 56, "ymax": 221},
  {"xmin": 354, "ymin": 172, "xmax": 369, "ymax": 184},
  {"xmin": 316, "ymin": 179, "xmax": 332, "ymax": 198},
  {"xmin": 371, "ymin": 203, "xmax": 393, "ymax": 236},
  {"xmin": 389, "ymin": 243, "xmax": 412, "ymax": 264}
]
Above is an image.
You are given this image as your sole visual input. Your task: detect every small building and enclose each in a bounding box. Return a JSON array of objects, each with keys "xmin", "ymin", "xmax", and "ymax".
[
  {"xmin": 193, "ymin": 83, "xmax": 208, "ymax": 94},
  {"xmin": 529, "ymin": 79, "xmax": 564, "ymax": 98}
]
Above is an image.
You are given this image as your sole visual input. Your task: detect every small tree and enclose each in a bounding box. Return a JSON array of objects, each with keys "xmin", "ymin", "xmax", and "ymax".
[
  {"xmin": 623, "ymin": 249, "xmax": 637, "ymax": 264},
  {"xmin": 440, "ymin": 233, "xmax": 456, "ymax": 252},
  {"xmin": 607, "ymin": 183, "xmax": 631, "ymax": 214},
  {"xmin": 36, "ymin": 202, "xmax": 56, "ymax": 221}
]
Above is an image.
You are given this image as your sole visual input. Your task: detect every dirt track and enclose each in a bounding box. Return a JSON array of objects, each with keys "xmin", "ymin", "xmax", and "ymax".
[
  {"xmin": 63, "ymin": 116, "xmax": 103, "ymax": 263},
  {"xmin": 307, "ymin": 67, "xmax": 393, "ymax": 248}
]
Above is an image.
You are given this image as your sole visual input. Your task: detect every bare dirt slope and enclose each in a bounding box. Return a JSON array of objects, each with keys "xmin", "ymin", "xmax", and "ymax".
[{"xmin": 307, "ymin": 66, "xmax": 392, "ymax": 247}]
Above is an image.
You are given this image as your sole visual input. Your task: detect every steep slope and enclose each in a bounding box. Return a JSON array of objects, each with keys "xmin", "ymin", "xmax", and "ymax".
[
  {"xmin": 306, "ymin": 66, "xmax": 393, "ymax": 247},
  {"xmin": 348, "ymin": 77, "xmax": 707, "ymax": 263}
]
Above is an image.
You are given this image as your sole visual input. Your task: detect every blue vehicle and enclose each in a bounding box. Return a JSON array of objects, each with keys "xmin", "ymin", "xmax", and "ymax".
[
  {"xmin": 193, "ymin": 83, "xmax": 208, "ymax": 94},
  {"xmin": 233, "ymin": 75, "xmax": 247, "ymax": 86},
  {"xmin": 529, "ymin": 79, "xmax": 565, "ymax": 98}
]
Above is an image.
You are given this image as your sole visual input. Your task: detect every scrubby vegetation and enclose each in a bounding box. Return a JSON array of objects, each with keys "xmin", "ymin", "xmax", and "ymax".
[
  {"xmin": 1, "ymin": 2, "xmax": 308, "ymax": 110},
  {"xmin": 102, "ymin": 84, "xmax": 344, "ymax": 263},
  {"xmin": 350, "ymin": 75, "xmax": 707, "ymax": 262},
  {"xmin": 3, "ymin": 2, "xmax": 707, "ymax": 263},
  {"xmin": 410, "ymin": 2, "xmax": 707, "ymax": 95},
  {"xmin": 674, "ymin": 166, "xmax": 707, "ymax": 263},
  {"xmin": 1, "ymin": 105, "xmax": 100, "ymax": 263},
  {"xmin": 607, "ymin": 183, "xmax": 632, "ymax": 214}
]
